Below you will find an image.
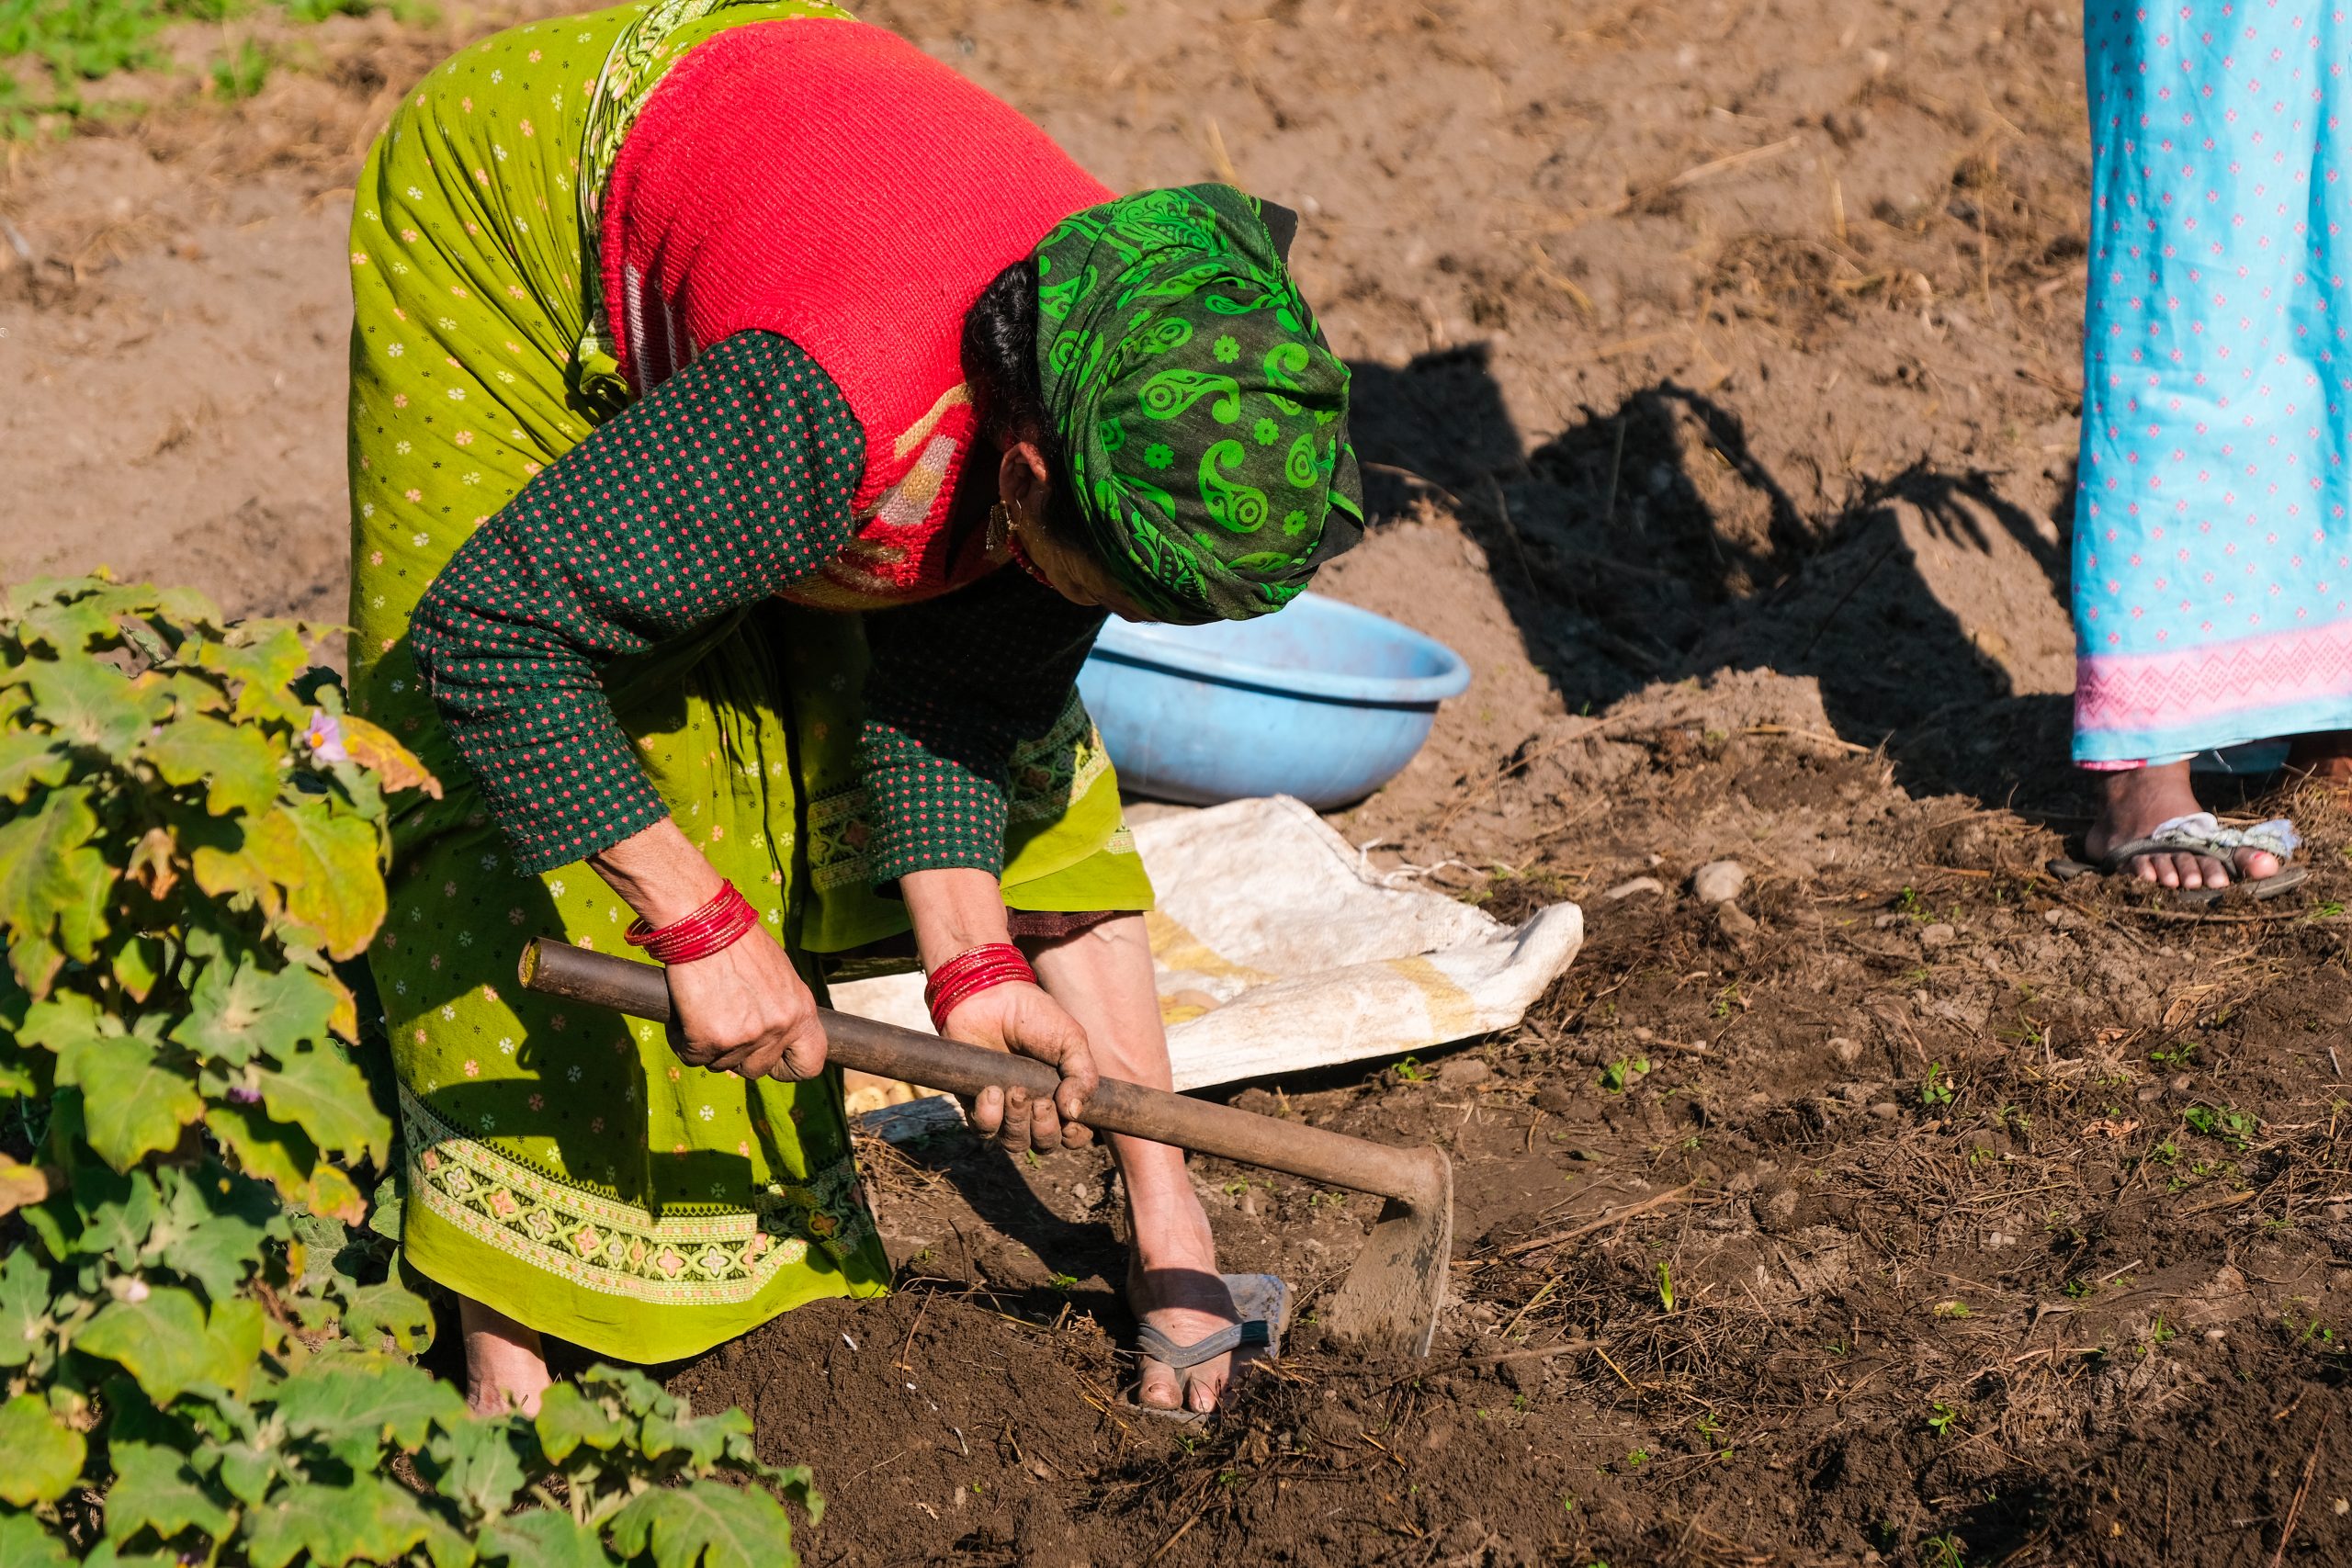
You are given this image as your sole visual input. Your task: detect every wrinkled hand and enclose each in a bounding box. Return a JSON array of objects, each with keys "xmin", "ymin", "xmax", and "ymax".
[
  {"xmin": 939, "ymin": 982, "xmax": 1098, "ymax": 1153},
  {"xmin": 663, "ymin": 928, "xmax": 828, "ymax": 1081}
]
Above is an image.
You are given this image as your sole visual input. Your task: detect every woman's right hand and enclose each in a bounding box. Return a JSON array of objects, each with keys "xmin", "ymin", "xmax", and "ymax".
[{"xmin": 662, "ymin": 924, "xmax": 830, "ymax": 1081}]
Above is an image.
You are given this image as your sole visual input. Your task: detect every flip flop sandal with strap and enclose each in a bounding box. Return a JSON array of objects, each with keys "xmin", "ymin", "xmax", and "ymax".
[
  {"xmin": 1125, "ymin": 1273, "xmax": 1287, "ymax": 1424},
  {"xmin": 2049, "ymin": 811, "xmax": 2307, "ymax": 908}
]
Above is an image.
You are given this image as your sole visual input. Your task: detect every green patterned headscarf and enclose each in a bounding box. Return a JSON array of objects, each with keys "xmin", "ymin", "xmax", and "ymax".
[{"xmin": 1033, "ymin": 185, "xmax": 1363, "ymax": 623}]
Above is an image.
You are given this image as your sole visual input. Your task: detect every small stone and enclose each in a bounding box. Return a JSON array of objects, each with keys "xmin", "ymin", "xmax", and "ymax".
[
  {"xmin": 1533, "ymin": 1083, "xmax": 1577, "ymax": 1113},
  {"xmin": 1691, "ymin": 860, "xmax": 1747, "ymax": 904},
  {"xmin": 1985, "ymin": 1232, "xmax": 2015, "ymax": 1247},
  {"xmin": 2043, "ymin": 907, "xmax": 2075, "ymax": 927},
  {"xmin": 2135, "ymin": 1083, "xmax": 2165, "ymax": 1102},
  {"xmin": 1830, "ymin": 1037, "xmax": 1862, "ymax": 1066},
  {"xmin": 1633, "ymin": 1026, "xmax": 1656, "ymax": 1042},
  {"xmin": 1919, "ymin": 922, "xmax": 1957, "ymax": 949},
  {"xmin": 1606, "ymin": 875, "xmax": 1666, "ymax": 901},
  {"xmin": 2327, "ymin": 1203, "xmax": 2350, "ymax": 1223},
  {"xmin": 2332, "ymin": 1498, "xmax": 2347, "ymax": 1517},
  {"xmin": 1442, "ymin": 1056, "xmax": 1494, "ymax": 1086},
  {"xmin": 1716, "ymin": 902, "xmax": 1759, "ymax": 938},
  {"xmin": 1868, "ymin": 1101, "xmax": 1901, "ymax": 1119},
  {"xmin": 1755, "ymin": 1186, "xmax": 1800, "ymax": 1231},
  {"xmin": 2205, "ymin": 1328, "xmax": 2227, "ymax": 1342},
  {"xmin": 2172, "ymin": 1074, "xmax": 2192, "ymax": 1093}
]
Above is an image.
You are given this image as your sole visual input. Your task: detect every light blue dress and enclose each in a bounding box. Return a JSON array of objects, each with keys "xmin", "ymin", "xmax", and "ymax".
[{"xmin": 2073, "ymin": 1, "xmax": 2352, "ymax": 765}]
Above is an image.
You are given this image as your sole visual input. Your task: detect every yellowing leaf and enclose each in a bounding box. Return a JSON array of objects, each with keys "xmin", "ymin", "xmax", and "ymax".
[
  {"xmin": 55, "ymin": 1035, "xmax": 203, "ymax": 1173},
  {"xmin": 249, "ymin": 802, "xmax": 385, "ymax": 960},
  {"xmin": 0, "ymin": 732, "xmax": 71, "ymax": 805},
  {"xmin": 0, "ymin": 1155, "xmax": 55, "ymax": 1219},
  {"xmin": 144, "ymin": 713, "xmax": 283, "ymax": 818},
  {"xmin": 332, "ymin": 713, "xmax": 442, "ymax": 799},
  {"xmin": 301, "ymin": 1162, "xmax": 368, "ymax": 1227},
  {"xmin": 0, "ymin": 1394, "xmax": 85, "ymax": 1506}
]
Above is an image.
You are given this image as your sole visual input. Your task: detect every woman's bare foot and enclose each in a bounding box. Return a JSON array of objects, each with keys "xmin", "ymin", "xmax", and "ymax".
[
  {"xmin": 2085, "ymin": 761, "xmax": 2279, "ymax": 889},
  {"xmin": 1125, "ymin": 1201, "xmax": 1254, "ymax": 1414},
  {"xmin": 459, "ymin": 1296, "xmax": 550, "ymax": 1416}
]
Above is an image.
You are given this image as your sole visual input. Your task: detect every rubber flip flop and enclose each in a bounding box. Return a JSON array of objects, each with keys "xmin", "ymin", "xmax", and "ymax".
[
  {"xmin": 1123, "ymin": 1272, "xmax": 1286, "ymax": 1424},
  {"xmin": 2049, "ymin": 818, "xmax": 2308, "ymax": 908}
]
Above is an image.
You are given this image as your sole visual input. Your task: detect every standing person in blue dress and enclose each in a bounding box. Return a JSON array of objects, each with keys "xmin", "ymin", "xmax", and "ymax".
[{"xmin": 2069, "ymin": 1, "xmax": 2343, "ymax": 895}]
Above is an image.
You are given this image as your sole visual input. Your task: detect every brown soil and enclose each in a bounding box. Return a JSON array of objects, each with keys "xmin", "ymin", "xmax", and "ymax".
[{"xmin": 11, "ymin": 0, "xmax": 2352, "ymax": 1563}]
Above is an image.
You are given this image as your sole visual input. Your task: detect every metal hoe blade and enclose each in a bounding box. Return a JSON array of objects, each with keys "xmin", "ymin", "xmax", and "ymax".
[{"xmin": 1317, "ymin": 1146, "xmax": 1453, "ymax": 1356}]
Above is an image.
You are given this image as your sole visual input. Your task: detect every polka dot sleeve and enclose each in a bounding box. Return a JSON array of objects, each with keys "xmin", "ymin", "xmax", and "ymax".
[
  {"xmin": 858, "ymin": 565, "xmax": 1109, "ymax": 885},
  {"xmin": 409, "ymin": 331, "xmax": 865, "ymax": 874}
]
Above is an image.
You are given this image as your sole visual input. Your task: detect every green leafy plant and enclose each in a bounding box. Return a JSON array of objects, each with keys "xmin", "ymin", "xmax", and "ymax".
[
  {"xmin": 1920, "ymin": 1532, "xmax": 1967, "ymax": 1568},
  {"xmin": 0, "ymin": 577, "xmax": 817, "ymax": 1566},
  {"xmin": 1926, "ymin": 1401, "xmax": 1961, "ymax": 1437},
  {"xmin": 1918, "ymin": 1063, "xmax": 1954, "ymax": 1107},
  {"xmin": 2183, "ymin": 1104, "xmax": 2258, "ymax": 1150},
  {"xmin": 1598, "ymin": 1055, "xmax": 1649, "ymax": 1093},
  {"xmin": 1655, "ymin": 1261, "xmax": 1675, "ymax": 1313},
  {"xmin": 1390, "ymin": 1055, "xmax": 1429, "ymax": 1082}
]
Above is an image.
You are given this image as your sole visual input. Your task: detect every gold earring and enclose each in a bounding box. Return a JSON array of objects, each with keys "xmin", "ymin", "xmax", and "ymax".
[{"xmin": 986, "ymin": 502, "xmax": 1011, "ymax": 555}]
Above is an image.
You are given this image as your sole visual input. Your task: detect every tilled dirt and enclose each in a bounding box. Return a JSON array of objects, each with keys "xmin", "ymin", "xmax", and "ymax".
[{"xmin": 10, "ymin": 0, "xmax": 2352, "ymax": 1562}]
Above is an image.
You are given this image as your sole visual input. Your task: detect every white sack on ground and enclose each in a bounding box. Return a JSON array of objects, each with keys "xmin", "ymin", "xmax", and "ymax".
[{"xmin": 832, "ymin": 795, "xmax": 1583, "ymax": 1097}]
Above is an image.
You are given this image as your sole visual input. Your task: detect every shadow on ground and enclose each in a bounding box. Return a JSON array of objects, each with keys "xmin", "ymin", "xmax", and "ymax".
[{"xmin": 1347, "ymin": 344, "xmax": 2081, "ymax": 812}]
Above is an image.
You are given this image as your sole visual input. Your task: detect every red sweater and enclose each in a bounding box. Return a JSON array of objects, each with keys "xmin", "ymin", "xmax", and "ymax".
[{"xmin": 601, "ymin": 20, "xmax": 1112, "ymax": 607}]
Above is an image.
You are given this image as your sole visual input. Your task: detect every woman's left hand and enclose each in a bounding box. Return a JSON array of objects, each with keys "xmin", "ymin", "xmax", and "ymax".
[{"xmin": 937, "ymin": 981, "xmax": 1099, "ymax": 1153}]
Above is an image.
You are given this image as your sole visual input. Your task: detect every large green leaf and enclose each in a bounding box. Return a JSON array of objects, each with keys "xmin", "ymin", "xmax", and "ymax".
[
  {"xmin": 22, "ymin": 653, "xmax": 155, "ymax": 759},
  {"xmin": 203, "ymin": 1102, "xmax": 320, "ymax": 1205},
  {"xmin": 103, "ymin": 1440, "xmax": 233, "ymax": 1547},
  {"xmin": 0, "ymin": 1393, "xmax": 87, "ymax": 1506},
  {"xmin": 76, "ymin": 1289, "xmax": 261, "ymax": 1404},
  {"xmin": 419, "ymin": 1416, "xmax": 529, "ymax": 1528},
  {"xmin": 0, "ymin": 785, "xmax": 110, "ymax": 987},
  {"xmin": 532, "ymin": 1382, "xmax": 627, "ymax": 1463},
  {"xmin": 242, "ymin": 1477, "xmax": 473, "ymax": 1568},
  {"xmin": 254, "ymin": 1047, "xmax": 390, "ymax": 1168},
  {"xmin": 640, "ymin": 1405, "xmax": 759, "ymax": 1470},
  {"xmin": 341, "ymin": 1280, "xmax": 436, "ymax": 1357},
  {"xmin": 171, "ymin": 960, "xmax": 338, "ymax": 1069},
  {"xmin": 149, "ymin": 1167, "xmax": 277, "ymax": 1303},
  {"xmin": 479, "ymin": 1511, "xmax": 618, "ymax": 1568},
  {"xmin": 195, "ymin": 626, "xmax": 309, "ymax": 728},
  {"xmin": 17, "ymin": 596, "xmax": 118, "ymax": 657},
  {"xmin": 0, "ymin": 1512, "xmax": 74, "ymax": 1568},
  {"xmin": 249, "ymin": 801, "xmax": 385, "ymax": 959},
  {"xmin": 144, "ymin": 714, "xmax": 283, "ymax": 819},
  {"xmin": 71, "ymin": 1167, "xmax": 162, "ymax": 1269},
  {"xmin": 0, "ymin": 1250, "xmax": 48, "ymax": 1368},
  {"xmin": 606, "ymin": 1479, "xmax": 798, "ymax": 1568},
  {"xmin": 0, "ymin": 732, "xmax": 71, "ymax": 806},
  {"xmin": 56, "ymin": 1035, "xmax": 202, "ymax": 1173},
  {"xmin": 274, "ymin": 1358, "xmax": 466, "ymax": 1472}
]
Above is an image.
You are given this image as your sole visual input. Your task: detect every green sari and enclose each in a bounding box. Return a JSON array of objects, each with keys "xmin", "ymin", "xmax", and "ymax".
[{"xmin": 346, "ymin": 1, "xmax": 1150, "ymax": 1362}]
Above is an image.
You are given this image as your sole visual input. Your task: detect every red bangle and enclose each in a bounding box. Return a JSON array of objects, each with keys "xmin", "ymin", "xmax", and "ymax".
[
  {"xmin": 625, "ymin": 882, "xmax": 761, "ymax": 965},
  {"xmin": 923, "ymin": 942, "xmax": 1035, "ymax": 1033}
]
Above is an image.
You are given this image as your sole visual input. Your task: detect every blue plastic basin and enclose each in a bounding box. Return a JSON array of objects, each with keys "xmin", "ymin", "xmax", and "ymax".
[{"xmin": 1076, "ymin": 592, "xmax": 1472, "ymax": 808}]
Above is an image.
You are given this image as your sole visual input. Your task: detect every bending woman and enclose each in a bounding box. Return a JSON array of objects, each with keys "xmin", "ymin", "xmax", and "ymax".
[{"xmin": 348, "ymin": 0, "xmax": 1361, "ymax": 1416}]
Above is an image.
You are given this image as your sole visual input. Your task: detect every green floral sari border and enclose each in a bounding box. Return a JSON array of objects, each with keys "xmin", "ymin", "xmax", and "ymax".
[{"xmin": 400, "ymin": 1087, "xmax": 874, "ymax": 1306}]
